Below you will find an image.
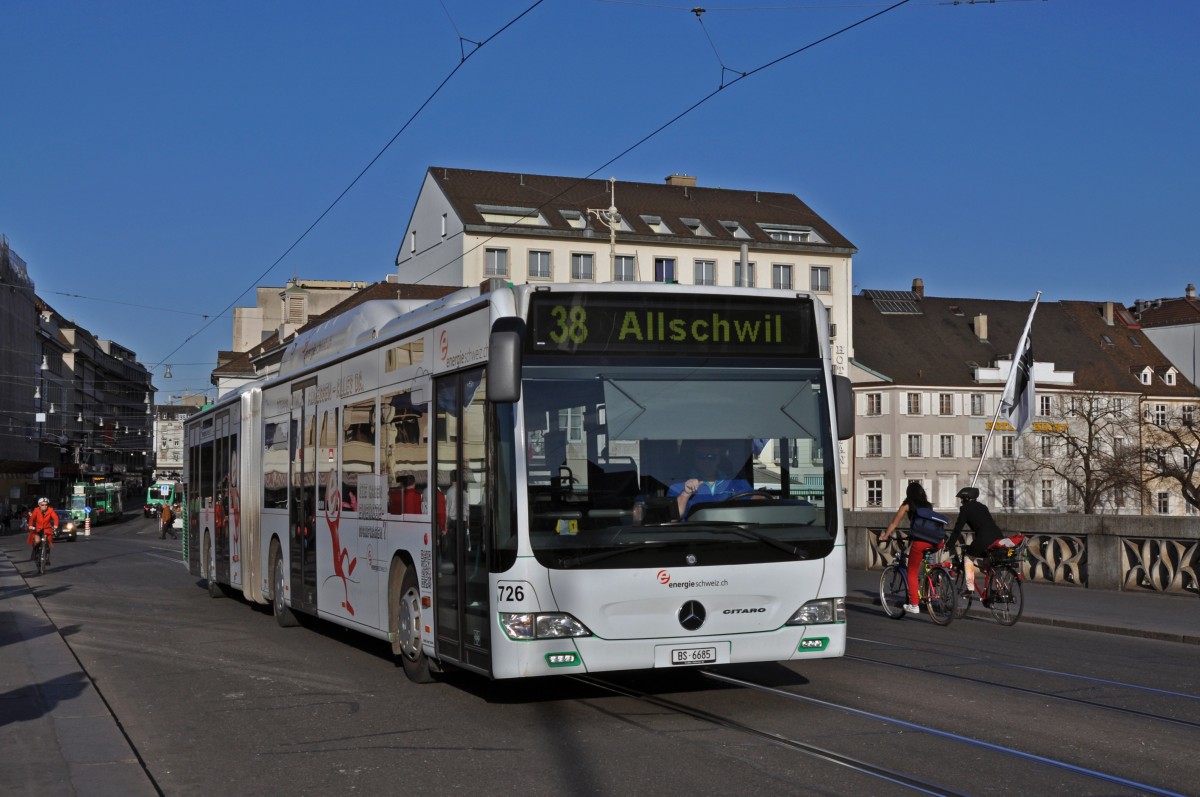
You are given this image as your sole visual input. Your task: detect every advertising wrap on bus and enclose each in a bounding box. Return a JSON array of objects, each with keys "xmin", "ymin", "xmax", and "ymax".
[{"xmin": 184, "ymin": 283, "xmax": 849, "ymax": 683}]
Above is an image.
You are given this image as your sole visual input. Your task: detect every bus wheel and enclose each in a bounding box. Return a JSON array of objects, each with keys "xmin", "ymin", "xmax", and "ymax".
[
  {"xmin": 396, "ymin": 566, "xmax": 434, "ymax": 683},
  {"xmin": 205, "ymin": 532, "xmax": 223, "ymax": 599},
  {"xmin": 272, "ymin": 543, "xmax": 298, "ymax": 628}
]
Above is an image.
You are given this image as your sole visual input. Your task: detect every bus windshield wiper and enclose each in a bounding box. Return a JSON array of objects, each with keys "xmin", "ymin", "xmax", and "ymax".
[
  {"xmin": 559, "ymin": 541, "xmax": 670, "ymax": 568},
  {"xmin": 688, "ymin": 524, "xmax": 808, "ymax": 559}
]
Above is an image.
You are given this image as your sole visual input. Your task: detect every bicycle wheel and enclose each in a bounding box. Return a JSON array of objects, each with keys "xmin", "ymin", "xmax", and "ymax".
[
  {"xmin": 36, "ymin": 542, "xmax": 46, "ymax": 575},
  {"xmin": 988, "ymin": 567, "xmax": 1024, "ymax": 626},
  {"xmin": 879, "ymin": 565, "xmax": 908, "ymax": 619},
  {"xmin": 925, "ymin": 567, "xmax": 956, "ymax": 626}
]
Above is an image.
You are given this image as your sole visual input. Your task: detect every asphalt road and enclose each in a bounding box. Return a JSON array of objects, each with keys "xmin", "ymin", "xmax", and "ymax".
[{"xmin": 8, "ymin": 512, "xmax": 1199, "ymax": 796}]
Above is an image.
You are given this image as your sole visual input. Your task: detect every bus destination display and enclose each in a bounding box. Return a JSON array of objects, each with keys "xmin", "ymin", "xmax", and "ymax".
[{"xmin": 528, "ymin": 293, "xmax": 816, "ymax": 357}]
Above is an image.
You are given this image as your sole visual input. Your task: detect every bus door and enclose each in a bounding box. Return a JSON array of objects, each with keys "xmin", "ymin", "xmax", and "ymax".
[
  {"xmin": 434, "ymin": 367, "xmax": 491, "ymax": 673},
  {"xmin": 289, "ymin": 379, "xmax": 318, "ymax": 614},
  {"xmin": 215, "ymin": 412, "xmax": 231, "ymax": 586}
]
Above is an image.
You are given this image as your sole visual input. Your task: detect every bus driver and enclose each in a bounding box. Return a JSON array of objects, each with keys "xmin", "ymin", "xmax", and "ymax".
[{"xmin": 669, "ymin": 442, "xmax": 752, "ymax": 520}]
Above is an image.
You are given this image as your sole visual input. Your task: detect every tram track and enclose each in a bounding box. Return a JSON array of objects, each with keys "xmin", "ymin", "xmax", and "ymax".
[
  {"xmin": 698, "ymin": 670, "xmax": 1189, "ymax": 797},
  {"xmin": 570, "ymin": 667, "xmax": 1188, "ymax": 797},
  {"xmin": 847, "ymin": 638, "xmax": 1200, "ymax": 731},
  {"xmin": 567, "ymin": 673, "xmax": 970, "ymax": 797}
]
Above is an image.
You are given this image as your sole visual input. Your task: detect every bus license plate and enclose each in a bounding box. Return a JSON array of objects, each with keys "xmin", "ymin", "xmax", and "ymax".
[{"xmin": 671, "ymin": 646, "xmax": 717, "ymax": 665}]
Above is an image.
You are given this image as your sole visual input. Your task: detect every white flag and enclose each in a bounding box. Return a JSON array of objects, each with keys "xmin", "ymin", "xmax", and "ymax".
[{"xmin": 1000, "ymin": 295, "xmax": 1040, "ymax": 434}]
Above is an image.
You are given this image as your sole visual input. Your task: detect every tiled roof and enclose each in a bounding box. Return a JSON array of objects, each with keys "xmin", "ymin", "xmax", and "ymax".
[
  {"xmin": 853, "ymin": 292, "xmax": 1199, "ymax": 397},
  {"xmin": 1132, "ymin": 295, "xmax": 1200, "ymax": 328},
  {"xmin": 426, "ymin": 166, "xmax": 856, "ymax": 252}
]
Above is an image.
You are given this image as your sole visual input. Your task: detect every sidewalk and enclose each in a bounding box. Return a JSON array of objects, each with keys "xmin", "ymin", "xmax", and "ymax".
[
  {"xmin": 0, "ymin": 549, "xmax": 157, "ymax": 797},
  {"xmin": 847, "ymin": 567, "xmax": 1200, "ymax": 644}
]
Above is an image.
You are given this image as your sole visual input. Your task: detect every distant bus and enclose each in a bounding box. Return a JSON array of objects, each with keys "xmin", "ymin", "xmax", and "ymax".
[
  {"xmin": 184, "ymin": 281, "xmax": 853, "ymax": 682},
  {"xmin": 146, "ymin": 480, "xmax": 180, "ymax": 514},
  {"xmin": 69, "ymin": 481, "xmax": 124, "ymax": 525}
]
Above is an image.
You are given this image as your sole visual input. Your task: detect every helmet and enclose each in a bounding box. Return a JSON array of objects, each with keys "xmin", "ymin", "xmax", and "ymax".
[
  {"xmin": 38, "ymin": 497, "xmax": 49, "ymax": 506},
  {"xmin": 956, "ymin": 486, "xmax": 979, "ymax": 501}
]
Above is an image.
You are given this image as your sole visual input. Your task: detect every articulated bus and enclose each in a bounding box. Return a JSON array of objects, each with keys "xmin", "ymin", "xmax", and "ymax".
[{"xmin": 184, "ymin": 281, "xmax": 853, "ymax": 681}]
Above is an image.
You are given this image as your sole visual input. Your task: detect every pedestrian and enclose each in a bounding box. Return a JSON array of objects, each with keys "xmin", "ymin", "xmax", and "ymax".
[{"xmin": 160, "ymin": 501, "xmax": 173, "ymax": 539}]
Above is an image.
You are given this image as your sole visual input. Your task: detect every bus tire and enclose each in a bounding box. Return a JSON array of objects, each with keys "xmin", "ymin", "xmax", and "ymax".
[
  {"xmin": 393, "ymin": 563, "xmax": 434, "ymax": 683},
  {"xmin": 205, "ymin": 532, "xmax": 224, "ymax": 598},
  {"xmin": 271, "ymin": 542, "xmax": 298, "ymax": 628}
]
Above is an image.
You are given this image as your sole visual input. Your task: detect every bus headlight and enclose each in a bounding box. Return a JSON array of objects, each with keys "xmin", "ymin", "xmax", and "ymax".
[
  {"xmin": 500, "ymin": 612, "xmax": 592, "ymax": 640},
  {"xmin": 786, "ymin": 597, "xmax": 845, "ymax": 626}
]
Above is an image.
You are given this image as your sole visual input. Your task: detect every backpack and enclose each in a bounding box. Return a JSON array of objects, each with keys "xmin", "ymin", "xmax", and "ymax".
[{"xmin": 909, "ymin": 505, "xmax": 949, "ymax": 544}]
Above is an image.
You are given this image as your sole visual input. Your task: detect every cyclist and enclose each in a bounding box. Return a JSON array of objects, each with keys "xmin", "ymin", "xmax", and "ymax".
[
  {"xmin": 947, "ymin": 486, "xmax": 1004, "ymax": 596},
  {"xmin": 878, "ymin": 482, "xmax": 936, "ymax": 615},
  {"xmin": 26, "ymin": 497, "xmax": 59, "ymax": 566}
]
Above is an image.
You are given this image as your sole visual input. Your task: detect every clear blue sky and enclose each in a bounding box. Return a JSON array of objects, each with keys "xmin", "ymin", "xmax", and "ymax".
[{"xmin": 2, "ymin": 0, "xmax": 1197, "ymax": 399}]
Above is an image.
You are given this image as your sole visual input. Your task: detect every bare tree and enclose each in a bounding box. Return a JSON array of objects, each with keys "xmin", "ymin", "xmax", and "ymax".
[
  {"xmin": 1142, "ymin": 401, "xmax": 1200, "ymax": 512},
  {"xmin": 1020, "ymin": 391, "xmax": 1143, "ymax": 514}
]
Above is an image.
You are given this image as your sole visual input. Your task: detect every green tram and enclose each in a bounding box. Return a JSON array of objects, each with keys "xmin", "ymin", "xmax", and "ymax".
[{"xmin": 69, "ymin": 481, "xmax": 124, "ymax": 526}]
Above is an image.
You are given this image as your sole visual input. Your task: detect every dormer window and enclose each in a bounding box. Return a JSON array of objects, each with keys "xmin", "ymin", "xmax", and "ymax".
[
  {"xmin": 760, "ymin": 224, "xmax": 826, "ymax": 244},
  {"xmin": 1141, "ymin": 369, "xmax": 1152, "ymax": 385},
  {"xmin": 640, "ymin": 215, "xmax": 670, "ymax": 234},
  {"xmin": 1165, "ymin": 369, "xmax": 1177, "ymax": 386},
  {"xmin": 721, "ymin": 220, "xmax": 751, "ymax": 239},
  {"xmin": 680, "ymin": 218, "xmax": 711, "ymax": 237},
  {"xmin": 560, "ymin": 210, "xmax": 587, "ymax": 229},
  {"xmin": 477, "ymin": 205, "xmax": 547, "ymax": 227}
]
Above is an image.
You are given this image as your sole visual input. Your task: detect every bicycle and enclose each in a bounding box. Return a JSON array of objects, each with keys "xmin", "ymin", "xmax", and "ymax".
[
  {"xmin": 31, "ymin": 529, "xmax": 53, "ymax": 575},
  {"xmin": 948, "ymin": 535, "xmax": 1027, "ymax": 626},
  {"xmin": 879, "ymin": 534, "xmax": 957, "ymax": 625}
]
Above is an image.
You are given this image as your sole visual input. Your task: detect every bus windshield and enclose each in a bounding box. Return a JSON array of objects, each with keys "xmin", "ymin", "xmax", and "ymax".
[{"xmin": 521, "ymin": 362, "xmax": 838, "ymax": 569}]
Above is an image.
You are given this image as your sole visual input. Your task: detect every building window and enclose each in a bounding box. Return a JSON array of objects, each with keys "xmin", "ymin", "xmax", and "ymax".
[
  {"xmin": 907, "ymin": 435, "xmax": 922, "ymax": 458},
  {"xmin": 940, "ymin": 435, "xmax": 954, "ymax": 458},
  {"xmin": 1001, "ymin": 435, "xmax": 1015, "ymax": 458},
  {"xmin": 907, "ymin": 393, "xmax": 921, "ymax": 415},
  {"xmin": 1152, "ymin": 404, "xmax": 1167, "ymax": 426},
  {"xmin": 485, "ymin": 248, "xmax": 508, "ymax": 277},
  {"xmin": 1001, "ymin": 479, "xmax": 1015, "ymax": 508},
  {"xmin": 1111, "ymin": 397, "xmax": 1126, "ymax": 417},
  {"xmin": 734, "ymin": 261, "xmax": 755, "ymax": 288},
  {"xmin": 972, "ymin": 435, "xmax": 984, "ymax": 459},
  {"xmin": 772, "ymin": 264, "xmax": 793, "ymax": 290},
  {"xmin": 810, "ymin": 266, "xmax": 830, "ymax": 292},
  {"xmin": 410, "ymin": 230, "xmax": 416, "ymax": 254},
  {"xmin": 1041, "ymin": 435, "xmax": 1053, "ymax": 457},
  {"xmin": 1114, "ymin": 488, "xmax": 1126, "ymax": 508},
  {"xmin": 441, "ymin": 213, "xmax": 447, "ymax": 237},
  {"xmin": 866, "ymin": 393, "xmax": 881, "ymax": 416},
  {"xmin": 1041, "ymin": 479, "xmax": 1054, "ymax": 508},
  {"xmin": 866, "ymin": 434, "xmax": 882, "ymax": 457},
  {"xmin": 1039, "ymin": 395, "xmax": 1051, "ymax": 416},
  {"xmin": 1156, "ymin": 491, "xmax": 1170, "ymax": 514},
  {"xmin": 694, "ymin": 259, "xmax": 715, "ymax": 286},
  {"xmin": 867, "ymin": 479, "xmax": 883, "ymax": 507},
  {"xmin": 570, "ymin": 253, "xmax": 594, "ymax": 281},
  {"xmin": 970, "ymin": 394, "xmax": 985, "ymax": 416},
  {"xmin": 528, "ymin": 250, "xmax": 551, "ymax": 280},
  {"xmin": 614, "ymin": 255, "xmax": 636, "ymax": 282},
  {"xmin": 654, "ymin": 257, "xmax": 676, "ymax": 283},
  {"xmin": 939, "ymin": 393, "xmax": 953, "ymax": 416}
]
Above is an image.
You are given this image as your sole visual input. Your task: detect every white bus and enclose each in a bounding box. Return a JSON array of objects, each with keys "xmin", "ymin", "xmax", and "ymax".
[{"xmin": 184, "ymin": 281, "xmax": 853, "ymax": 681}]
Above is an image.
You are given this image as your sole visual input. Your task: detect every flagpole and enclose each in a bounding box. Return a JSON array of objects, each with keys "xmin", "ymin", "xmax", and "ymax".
[{"xmin": 969, "ymin": 291, "xmax": 1042, "ymax": 488}]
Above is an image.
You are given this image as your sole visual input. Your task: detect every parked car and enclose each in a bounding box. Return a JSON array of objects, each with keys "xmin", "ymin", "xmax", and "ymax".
[
  {"xmin": 55, "ymin": 510, "xmax": 77, "ymax": 542},
  {"xmin": 144, "ymin": 502, "xmax": 158, "ymax": 518}
]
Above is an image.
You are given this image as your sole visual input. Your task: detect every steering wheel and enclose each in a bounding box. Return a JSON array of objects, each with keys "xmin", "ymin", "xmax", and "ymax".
[{"xmin": 726, "ymin": 488, "xmax": 779, "ymax": 501}]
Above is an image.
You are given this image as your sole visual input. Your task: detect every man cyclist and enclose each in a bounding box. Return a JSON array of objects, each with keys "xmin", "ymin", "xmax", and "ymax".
[
  {"xmin": 27, "ymin": 497, "xmax": 59, "ymax": 566},
  {"xmin": 947, "ymin": 486, "xmax": 1003, "ymax": 596}
]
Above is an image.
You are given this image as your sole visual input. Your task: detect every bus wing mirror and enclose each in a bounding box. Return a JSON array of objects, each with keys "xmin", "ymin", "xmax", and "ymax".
[
  {"xmin": 487, "ymin": 318, "xmax": 525, "ymax": 403},
  {"xmin": 834, "ymin": 374, "xmax": 854, "ymax": 440}
]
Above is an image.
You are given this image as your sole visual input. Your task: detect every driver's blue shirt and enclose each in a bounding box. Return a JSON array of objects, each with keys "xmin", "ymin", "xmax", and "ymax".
[{"xmin": 669, "ymin": 479, "xmax": 753, "ymax": 519}]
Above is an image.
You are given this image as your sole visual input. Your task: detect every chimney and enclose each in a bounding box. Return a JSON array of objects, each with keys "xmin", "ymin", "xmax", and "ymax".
[
  {"xmin": 1188, "ymin": 283, "xmax": 1196, "ymax": 299},
  {"xmin": 1103, "ymin": 301, "xmax": 1115, "ymax": 326},
  {"xmin": 911, "ymin": 277, "xmax": 924, "ymax": 298},
  {"xmin": 973, "ymin": 314, "xmax": 988, "ymax": 342},
  {"xmin": 665, "ymin": 174, "xmax": 696, "ymax": 187}
]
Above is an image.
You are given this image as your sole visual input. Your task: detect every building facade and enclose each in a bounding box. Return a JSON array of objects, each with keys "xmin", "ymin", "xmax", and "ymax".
[
  {"xmin": 394, "ymin": 167, "xmax": 857, "ymax": 378},
  {"xmin": 851, "ymin": 282, "xmax": 1200, "ymax": 516}
]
